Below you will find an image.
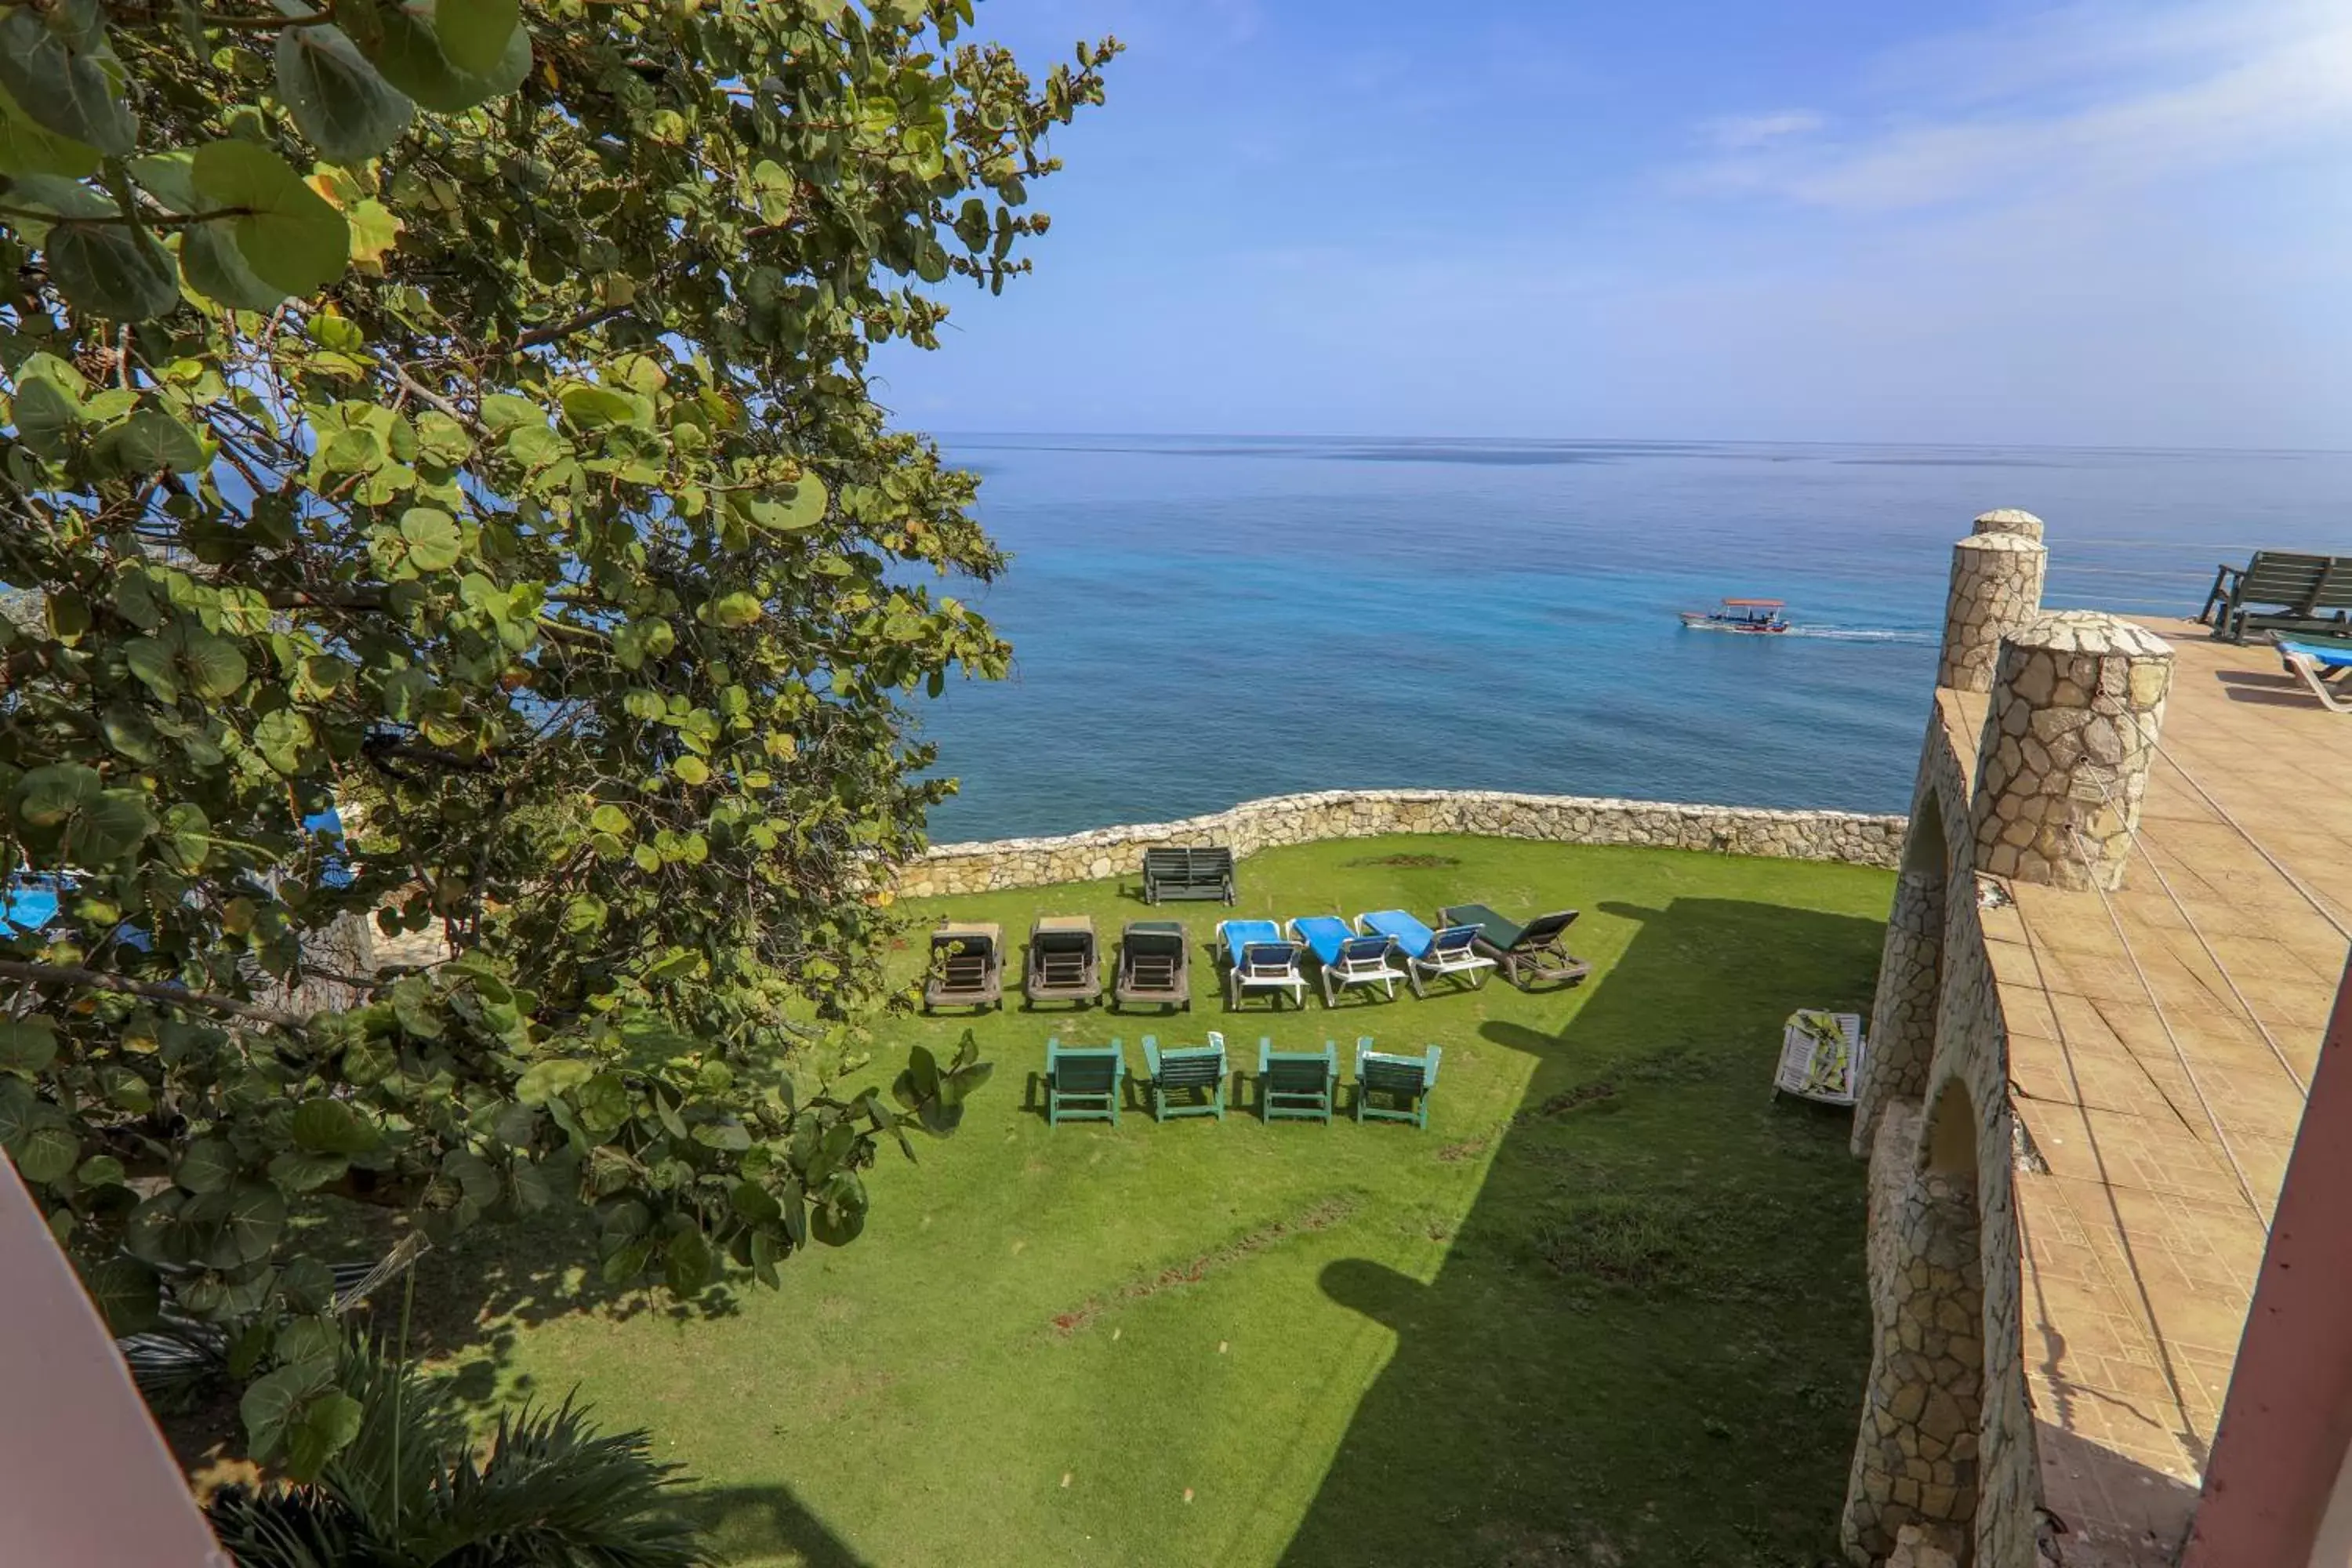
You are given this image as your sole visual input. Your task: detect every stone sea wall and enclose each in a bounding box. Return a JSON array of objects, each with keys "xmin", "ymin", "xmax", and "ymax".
[{"xmin": 891, "ymin": 788, "xmax": 1907, "ymax": 898}]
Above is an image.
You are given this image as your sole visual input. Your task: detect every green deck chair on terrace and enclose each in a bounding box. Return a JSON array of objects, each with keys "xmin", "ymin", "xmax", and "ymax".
[
  {"xmin": 1353, "ymin": 1040, "xmax": 1442, "ymax": 1130},
  {"xmin": 1258, "ymin": 1037, "xmax": 1337, "ymax": 1123},
  {"xmin": 1142, "ymin": 1032, "xmax": 1228, "ymax": 1123},
  {"xmin": 1045, "ymin": 1037, "xmax": 1123, "ymax": 1127}
]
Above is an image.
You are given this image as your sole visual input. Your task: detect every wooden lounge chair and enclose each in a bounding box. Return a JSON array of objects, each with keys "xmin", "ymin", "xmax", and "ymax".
[
  {"xmin": 1113, "ymin": 920, "xmax": 1191, "ymax": 1011},
  {"xmin": 1287, "ymin": 916, "xmax": 1405, "ymax": 1006},
  {"xmin": 1352, "ymin": 1039, "xmax": 1440, "ymax": 1130},
  {"xmin": 1436, "ymin": 904, "xmax": 1591, "ymax": 989},
  {"xmin": 2198, "ymin": 551, "xmax": 2352, "ymax": 643},
  {"xmin": 1355, "ymin": 910, "xmax": 1494, "ymax": 998},
  {"xmin": 2276, "ymin": 638, "xmax": 2352, "ymax": 715},
  {"xmin": 1045, "ymin": 1037, "xmax": 1123, "ymax": 1126},
  {"xmin": 1258, "ymin": 1037, "xmax": 1336, "ymax": 1123},
  {"xmin": 1141, "ymin": 1032, "xmax": 1227, "ymax": 1122},
  {"xmin": 1216, "ymin": 919, "xmax": 1307, "ymax": 1009},
  {"xmin": 1142, "ymin": 846, "xmax": 1236, "ymax": 905},
  {"xmin": 922, "ymin": 920, "xmax": 1002, "ymax": 1013},
  {"xmin": 1025, "ymin": 915, "xmax": 1102, "ymax": 1009}
]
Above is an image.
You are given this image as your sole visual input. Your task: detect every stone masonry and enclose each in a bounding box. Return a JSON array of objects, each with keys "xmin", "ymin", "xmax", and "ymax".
[
  {"xmin": 891, "ymin": 787, "xmax": 1907, "ymax": 897},
  {"xmin": 1968, "ymin": 612, "xmax": 2173, "ymax": 893},
  {"xmin": 1936, "ymin": 535, "xmax": 2049, "ymax": 695},
  {"xmin": 1844, "ymin": 512, "xmax": 2156, "ymax": 1568},
  {"xmin": 1970, "ymin": 509, "xmax": 2045, "ymax": 542}
]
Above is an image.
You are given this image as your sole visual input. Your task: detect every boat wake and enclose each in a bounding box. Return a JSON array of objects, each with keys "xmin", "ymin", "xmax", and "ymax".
[{"xmin": 1781, "ymin": 626, "xmax": 1940, "ymax": 645}]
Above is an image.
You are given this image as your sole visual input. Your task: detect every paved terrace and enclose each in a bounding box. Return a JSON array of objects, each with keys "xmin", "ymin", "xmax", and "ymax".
[{"xmin": 1948, "ymin": 617, "xmax": 2351, "ymax": 1563}]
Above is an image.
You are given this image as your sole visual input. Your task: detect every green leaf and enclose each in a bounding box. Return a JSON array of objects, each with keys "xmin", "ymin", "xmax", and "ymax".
[
  {"xmin": 74, "ymin": 789, "xmax": 154, "ymax": 863},
  {"xmin": 0, "ymin": 80, "xmax": 100, "ymax": 177},
  {"xmin": 45, "ymin": 223, "xmax": 181, "ymax": 322},
  {"xmin": 176, "ymin": 1138, "xmax": 238, "ymax": 1195},
  {"xmin": 292, "ymin": 1098, "xmax": 380, "ymax": 1156},
  {"xmin": 240, "ymin": 1358, "xmax": 334, "ymax": 1462},
  {"xmin": 514, "ymin": 1058, "xmax": 593, "ymax": 1106},
  {"xmin": 252, "ymin": 708, "xmax": 316, "ymax": 775},
  {"xmin": 559, "ymin": 383, "xmax": 642, "ymax": 429},
  {"xmin": 435, "ymin": 0, "xmax": 521, "ymax": 76},
  {"xmin": 182, "ymin": 220, "xmax": 289, "ymax": 313},
  {"xmin": 158, "ymin": 801, "xmax": 210, "ymax": 873},
  {"xmin": 84, "ymin": 1256, "xmax": 161, "ymax": 1334},
  {"xmin": 95, "ymin": 409, "xmax": 205, "ymax": 474},
  {"xmin": 0, "ymin": 1017, "xmax": 59, "ymax": 1074},
  {"xmin": 267, "ymin": 1149, "xmax": 350, "ymax": 1191},
  {"xmin": 713, "ymin": 591, "xmax": 764, "ymax": 629},
  {"xmin": 126, "ymin": 149, "xmax": 201, "ymax": 214},
  {"xmin": 11, "ymin": 1120, "xmax": 78, "ymax": 1183},
  {"xmin": 398, "ymin": 506, "xmax": 463, "ymax": 570},
  {"xmin": 0, "ymin": 8, "xmax": 136, "ymax": 156},
  {"xmin": 662, "ymin": 1226, "xmax": 712, "ymax": 1296},
  {"xmin": 13, "ymin": 763, "xmax": 100, "ymax": 826},
  {"xmin": 671, "ymin": 754, "xmax": 710, "ymax": 786},
  {"xmin": 274, "ymin": 24, "xmax": 415, "ymax": 163},
  {"xmin": 190, "ymin": 139, "xmax": 351, "ymax": 298},
  {"xmin": 10, "ymin": 370, "xmax": 83, "ymax": 455},
  {"xmin": 358, "ymin": 0, "xmax": 532, "ymax": 113},
  {"xmin": 589, "ymin": 804, "xmax": 631, "ymax": 837}
]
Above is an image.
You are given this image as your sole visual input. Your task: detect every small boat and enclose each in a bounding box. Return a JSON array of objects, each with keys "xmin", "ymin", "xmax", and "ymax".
[{"xmin": 1679, "ymin": 597, "xmax": 1790, "ymax": 634}]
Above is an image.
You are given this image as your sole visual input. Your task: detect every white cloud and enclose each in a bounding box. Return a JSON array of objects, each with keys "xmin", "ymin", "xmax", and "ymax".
[
  {"xmin": 1682, "ymin": 0, "xmax": 2352, "ymax": 211},
  {"xmin": 1699, "ymin": 111, "xmax": 1825, "ymax": 151}
]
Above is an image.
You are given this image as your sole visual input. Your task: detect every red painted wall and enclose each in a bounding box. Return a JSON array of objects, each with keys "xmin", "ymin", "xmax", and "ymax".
[{"xmin": 2182, "ymin": 960, "xmax": 2352, "ymax": 1567}]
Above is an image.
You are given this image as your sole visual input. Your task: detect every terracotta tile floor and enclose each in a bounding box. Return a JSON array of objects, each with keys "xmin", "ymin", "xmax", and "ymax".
[{"xmin": 1955, "ymin": 619, "xmax": 2350, "ymax": 1564}]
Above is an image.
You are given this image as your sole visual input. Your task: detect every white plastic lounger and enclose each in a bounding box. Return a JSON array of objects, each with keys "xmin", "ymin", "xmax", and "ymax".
[
  {"xmin": 1216, "ymin": 919, "xmax": 1308, "ymax": 1010},
  {"xmin": 1355, "ymin": 910, "xmax": 1494, "ymax": 999},
  {"xmin": 2276, "ymin": 638, "xmax": 2352, "ymax": 714},
  {"xmin": 1773, "ymin": 1010, "xmax": 1866, "ymax": 1106},
  {"xmin": 1287, "ymin": 916, "xmax": 1406, "ymax": 1006}
]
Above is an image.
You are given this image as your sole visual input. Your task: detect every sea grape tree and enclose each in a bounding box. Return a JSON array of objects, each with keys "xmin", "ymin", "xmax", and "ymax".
[{"xmin": 0, "ymin": 0, "xmax": 1110, "ymax": 1470}]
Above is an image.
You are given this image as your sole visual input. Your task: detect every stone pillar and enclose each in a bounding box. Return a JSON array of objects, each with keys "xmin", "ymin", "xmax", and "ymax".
[
  {"xmin": 1969, "ymin": 509, "xmax": 2044, "ymax": 541},
  {"xmin": 1969, "ymin": 612, "xmax": 2174, "ymax": 892},
  {"xmin": 1843, "ymin": 1149, "xmax": 1986, "ymax": 1564},
  {"xmin": 1855, "ymin": 870, "xmax": 1944, "ymax": 1153},
  {"xmin": 1937, "ymin": 534, "xmax": 2047, "ymax": 694}
]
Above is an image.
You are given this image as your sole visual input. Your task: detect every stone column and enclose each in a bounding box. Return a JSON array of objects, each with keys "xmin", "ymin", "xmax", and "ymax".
[
  {"xmin": 1937, "ymin": 534, "xmax": 2047, "ymax": 694},
  {"xmin": 1856, "ymin": 870, "xmax": 1945, "ymax": 1153},
  {"xmin": 1969, "ymin": 612, "xmax": 2174, "ymax": 891},
  {"xmin": 1843, "ymin": 1156, "xmax": 1986, "ymax": 1564},
  {"xmin": 1970, "ymin": 509, "xmax": 2044, "ymax": 541}
]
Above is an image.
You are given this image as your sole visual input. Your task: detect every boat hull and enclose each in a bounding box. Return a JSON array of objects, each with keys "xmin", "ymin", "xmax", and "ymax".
[{"xmin": 1679, "ymin": 613, "xmax": 1789, "ymax": 634}]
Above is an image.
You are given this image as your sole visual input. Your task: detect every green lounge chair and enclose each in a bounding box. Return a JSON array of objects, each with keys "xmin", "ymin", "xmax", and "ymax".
[
  {"xmin": 1141, "ymin": 1032, "xmax": 1227, "ymax": 1122},
  {"xmin": 1258, "ymin": 1037, "xmax": 1336, "ymax": 1123},
  {"xmin": 1045, "ymin": 1037, "xmax": 1123, "ymax": 1127},
  {"xmin": 1142, "ymin": 846, "xmax": 1236, "ymax": 904},
  {"xmin": 1436, "ymin": 903, "xmax": 1592, "ymax": 989},
  {"xmin": 1353, "ymin": 1040, "xmax": 1440, "ymax": 1130},
  {"xmin": 2198, "ymin": 551, "xmax": 2352, "ymax": 643}
]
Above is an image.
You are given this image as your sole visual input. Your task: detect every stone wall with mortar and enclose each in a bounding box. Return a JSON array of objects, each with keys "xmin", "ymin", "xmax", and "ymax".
[
  {"xmin": 890, "ymin": 788, "xmax": 1907, "ymax": 898},
  {"xmin": 1846, "ymin": 512, "xmax": 2150, "ymax": 1567}
]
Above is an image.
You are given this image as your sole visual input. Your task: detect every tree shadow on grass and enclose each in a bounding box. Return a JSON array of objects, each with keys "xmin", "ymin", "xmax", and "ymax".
[
  {"xmin": 1281, "ymin": 898, "xmax": 1884, "ymax": 1568},
  {"xmin": 684, "ymin": 1484, "xmax": 875, "ymax": 1568}
]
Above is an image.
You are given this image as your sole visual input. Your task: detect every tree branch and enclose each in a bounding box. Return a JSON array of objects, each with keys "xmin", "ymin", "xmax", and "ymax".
[
  {"xmin": 0, "ymin": 959, "xmax": 310, "ymax": 1030},
  {"xmin": 502, "ymin": 303, "xmax": 635, "ymax": 354}
]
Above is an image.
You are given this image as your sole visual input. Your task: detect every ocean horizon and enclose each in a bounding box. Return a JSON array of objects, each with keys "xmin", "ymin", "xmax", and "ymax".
[{"xmin": 906, "ymin": 434, "xmax": 2352, "ymax": 843}]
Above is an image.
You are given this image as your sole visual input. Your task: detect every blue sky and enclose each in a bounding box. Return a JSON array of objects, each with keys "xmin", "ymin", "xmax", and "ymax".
[{"xmin": 872, "ymin": 0, "xmax": 2352, "ymax": 448}]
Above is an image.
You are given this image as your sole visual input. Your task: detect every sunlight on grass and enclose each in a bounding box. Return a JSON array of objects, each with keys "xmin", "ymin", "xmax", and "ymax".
[{"xmin": 421, "ymin": 837, "xmax": 1891, "ymax": 1566}]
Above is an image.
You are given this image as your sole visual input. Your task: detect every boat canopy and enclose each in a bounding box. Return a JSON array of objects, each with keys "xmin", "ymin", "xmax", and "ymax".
[{"xmin": 1720, "ymin": 597, "xmax": 1785, "ymax": 608}]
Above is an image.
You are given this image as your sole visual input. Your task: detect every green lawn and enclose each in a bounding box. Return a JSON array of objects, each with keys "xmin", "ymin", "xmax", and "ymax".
[{"xmin": 419, "ymin": 836, "xmax": 1889, "ymax": 1567}]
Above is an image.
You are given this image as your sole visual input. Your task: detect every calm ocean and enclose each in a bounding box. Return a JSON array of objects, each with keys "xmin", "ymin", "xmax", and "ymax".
[{"xmin": 909, "ymin": 436, "xmax": 2352, "ymax": 841}]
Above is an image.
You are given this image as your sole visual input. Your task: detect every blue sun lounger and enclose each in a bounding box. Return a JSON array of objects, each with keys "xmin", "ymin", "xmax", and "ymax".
[
  {"xmin": 2277, "ymin": 637, "xmax": 2352, "ymax": 714},
  {"xmin": 1216, "ymin": 919, "xmax": 1307, "ymax": 1010},
  {"xmin": 1355, "ymin": 910, "xmax": 1495, "ymax": 999},
  {"xmin": 1287, "ymin": 916, "xmax": 1405, "ymax": 1007}
]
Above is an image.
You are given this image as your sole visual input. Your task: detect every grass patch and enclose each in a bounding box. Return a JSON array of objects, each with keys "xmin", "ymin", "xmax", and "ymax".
[{"xmin": 416, "ymin": 835, "xmax": 1888, "ymax": 1567}]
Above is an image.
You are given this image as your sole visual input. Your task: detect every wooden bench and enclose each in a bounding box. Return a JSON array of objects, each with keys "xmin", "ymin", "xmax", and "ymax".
[
  {"xmin": 1142, "ymin": 846, "xmax": 1236, "ymax": 905},
  {"xmin": 1044, "ymin": 1039, "xmax": 1123, "ymax": 1126},
  {"xmin": 2199, "ymin": 551, "xmax": 2352, "ymax": 644},
  {"xmin": 1258, "ymin": 1038, "xmax": 1336, "ymax": 1123},
  {"xmin": 1352, "ymin": 1041, "xmax": 1441, "ymax": 1130},
  {"xmin": 1142, "ymin": 1033, "xmax": 1227, "ymax": 1122}
]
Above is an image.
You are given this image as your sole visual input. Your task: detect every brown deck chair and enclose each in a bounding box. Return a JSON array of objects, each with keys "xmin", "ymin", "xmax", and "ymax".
[
  {"xmin": 1435, "ymin": 903, "xmax": 1592, "ymax": 989},
  {"xmin": 1025, "ymin": 915, "xmax": 1102, "ymax": 1009},
  {"xmin": 922, "ymin": 920, "xmax": 1003, "ymax": 1012},
  {"xmin": 1113, "ymin": 920, "xmax": 1191, "ymax": 1011}
]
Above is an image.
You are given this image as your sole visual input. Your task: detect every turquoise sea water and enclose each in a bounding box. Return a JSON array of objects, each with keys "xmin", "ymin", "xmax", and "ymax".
[{"xmin": 912, "ymin": 437, "xmax": 2352, "ymax": 841}]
